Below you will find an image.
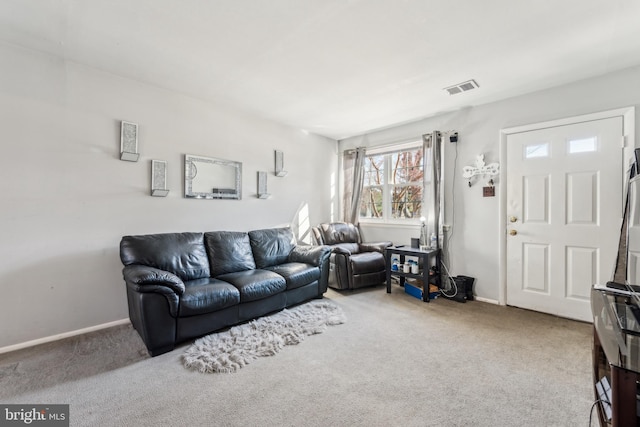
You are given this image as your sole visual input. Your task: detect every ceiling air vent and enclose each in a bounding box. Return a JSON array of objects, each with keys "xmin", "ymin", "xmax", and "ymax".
[{"xmin": 444, "ymin": 79, "xmax": 479, "ymax": 95}]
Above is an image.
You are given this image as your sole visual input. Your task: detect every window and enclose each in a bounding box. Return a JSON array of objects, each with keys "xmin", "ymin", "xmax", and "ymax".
[
  {"xmin": 524, "ymin": 142, "xmax": 549, "ymax": 158},
  {"xmin": 360, "ymin": 145, "xmax": 424, "ymax": 221},
  {"xmin": 568, "ymin": 136, "xmax": 597, "ymax": 154}
]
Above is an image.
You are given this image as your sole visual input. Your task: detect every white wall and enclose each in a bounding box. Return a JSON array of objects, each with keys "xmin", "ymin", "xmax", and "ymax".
[
  {"xmin": 341, "ymin": 65, "xmax": 640, "ymax": 303},
  {"xmin": 0, "ymin": 42, "xmax": 338, "ymax": 349}
]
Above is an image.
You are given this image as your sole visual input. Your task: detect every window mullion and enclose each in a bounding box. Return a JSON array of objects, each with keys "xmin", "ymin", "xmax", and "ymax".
[{"xmin": 384, "ymin": 154, "xmax": 391, "ymax": 221}]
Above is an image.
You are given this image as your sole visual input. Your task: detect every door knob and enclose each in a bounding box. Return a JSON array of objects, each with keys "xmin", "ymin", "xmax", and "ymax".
[
  {"xmin": 509, "ymin": 216, "xmax": 518, "ymax": 223},
  {"xmin": 509, "ymin": 229, "xmax": 517, "ymax": 236}
]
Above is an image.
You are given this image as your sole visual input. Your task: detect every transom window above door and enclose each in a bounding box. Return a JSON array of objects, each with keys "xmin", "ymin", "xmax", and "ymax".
[{"xmin": 568, "ymin": 136, "xmax": 597, "ymax": 154}]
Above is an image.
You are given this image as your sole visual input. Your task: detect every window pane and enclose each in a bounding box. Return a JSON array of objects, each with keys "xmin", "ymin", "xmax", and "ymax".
[
  {"xmin": 360, "ymin": 186, "xmax": 383, "ymax": 218},
  {"xmin": 525, "ymin": 143, "xmax": 549, "ymax": 158},
  {"xmin": 568, "ymin": 137, "xmax": 597, "ymax": 154},
  {"xmin": 363, "ymin": 155, "xmax": 384, "ymax": 186},
  {"xmin": 391, "ymin": 185, "xmax": 422, "ymax": 219},
  {"xmin": 391, "ymin": 149, "xmax": 423, "ymax": 184}
]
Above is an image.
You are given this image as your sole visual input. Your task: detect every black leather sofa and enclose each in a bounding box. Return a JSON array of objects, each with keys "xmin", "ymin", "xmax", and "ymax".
[
  {"xmin": 312, "ymin": 222, "xmax": 392, "ymax": 290},
  {"xmin": 120, "ymin": 227, "xmax": 331, "ymax": 356}
]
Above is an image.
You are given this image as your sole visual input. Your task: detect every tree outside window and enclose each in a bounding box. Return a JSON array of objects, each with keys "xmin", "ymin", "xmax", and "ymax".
[{"xmin": 360, "ymin": 146, "xmax": 423, "ymax": 221}]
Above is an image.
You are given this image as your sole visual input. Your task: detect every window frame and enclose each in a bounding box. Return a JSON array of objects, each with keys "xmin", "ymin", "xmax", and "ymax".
[{"xmin": 359, "ymin": 142, "xmax": 425, "ymax": 225}]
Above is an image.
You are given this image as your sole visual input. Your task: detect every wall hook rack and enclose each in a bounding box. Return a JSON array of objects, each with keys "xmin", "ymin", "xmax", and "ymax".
[{"xmin": 462, "ymin": 154, "xmax": 499, "ymax": 187}]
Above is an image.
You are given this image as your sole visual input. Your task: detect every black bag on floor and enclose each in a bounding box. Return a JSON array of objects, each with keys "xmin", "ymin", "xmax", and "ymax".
[
  {"xmin": 442, "ymin": 275, "xmax": 475, "ymax": 303},
  {"xmin": 449, "ymin": 277, "xmax": 467, "ymax": 303},
  {"xmin": 456, "ymin": 275, "xmax": 475, "ymax": 301}
]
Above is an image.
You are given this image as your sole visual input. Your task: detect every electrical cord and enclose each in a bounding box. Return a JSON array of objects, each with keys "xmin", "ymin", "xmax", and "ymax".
[
  {"xmin": 438, "ymin": 257, "xmax": 458, "ymax": 298},
  {"xmin": 588, "ymin": 398, "xmax": 610, "ymax": 426}
]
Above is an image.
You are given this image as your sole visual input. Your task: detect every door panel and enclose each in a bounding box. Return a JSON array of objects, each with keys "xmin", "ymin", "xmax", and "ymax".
[
  {"xmin": 522, "ymin": 243, "xmax": 549, "ymax": 293},
  {"xmin": 523, "ymin": 175, "xmax": 549, "ymax": 223},
  {"xmin": 566, "ymin": 172, "xmax": 597, "ymax": 224},
  {"xmin": 506, "ymin": 116, "xmax": 623, "ymax": 321},
  {"xmin": 565, "ymin": 246, "xmax": 597, "ymax": 300}
]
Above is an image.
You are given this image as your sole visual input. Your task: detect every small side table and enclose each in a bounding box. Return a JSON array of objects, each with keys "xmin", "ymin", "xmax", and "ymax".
[{"xmin": 385, "ymin": 246, "xmax": 440, "ymax": 302}]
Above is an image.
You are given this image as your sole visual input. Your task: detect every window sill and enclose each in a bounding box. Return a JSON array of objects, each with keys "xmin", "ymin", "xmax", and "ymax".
[{"xmin": 358, "ymin": 220, "xmax": 420, "ymax": 229}]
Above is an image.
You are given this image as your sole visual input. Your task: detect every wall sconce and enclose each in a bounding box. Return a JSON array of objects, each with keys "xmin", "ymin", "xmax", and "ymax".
[
  {"xmin": 462, "ymin": 154, "xmax": 499, "ymax": 187},
  {"xmin": 151, "ymin": 160, "xmax": 169, "ymax": 197},
  {"xmin": 257, "ymin": 171, "xmax": 270, "ymax": 199},
  {"xmin": 120, "ymin": 121, "xmax": 139, "ymax": 161},
  {"xmin": 274, "ymin": 150, "xmax": 288, "ymax": 177}
]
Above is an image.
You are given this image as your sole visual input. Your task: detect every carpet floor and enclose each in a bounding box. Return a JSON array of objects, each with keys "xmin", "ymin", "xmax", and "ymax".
[{"xmin": 0, "ymin": 286, "xmax": 594, "ymax": 426}]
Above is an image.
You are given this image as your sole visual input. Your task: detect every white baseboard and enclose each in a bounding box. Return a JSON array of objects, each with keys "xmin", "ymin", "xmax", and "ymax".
[
  {"xmin": 0, "ymin": 318, "xmax": 130, "ymax": 355},
  {"xmin": 474, "ymin": 296, "xmax": 500, "ymax": 305}
]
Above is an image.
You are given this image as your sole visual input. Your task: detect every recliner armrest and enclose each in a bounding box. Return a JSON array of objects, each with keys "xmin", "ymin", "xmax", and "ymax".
[
  {"xmin": 122, "ymin": 265, "xmax": 185, "ymax": 295},
  {"xmin": 359, "ymin": 241, "xmax": 393, "ymax": 254},
  {"xmin": 331, "ymin": 246, "xmax": 352, "ymax": 256},
  {"xmin": 289, "ymin": 245, "xmax": 332, "ymax": 266}
]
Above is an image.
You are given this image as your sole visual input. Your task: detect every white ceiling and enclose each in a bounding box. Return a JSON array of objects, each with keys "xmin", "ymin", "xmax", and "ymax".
[{"xmin": 2, "ymin": 0, "xmax": 640, "ymax": 140}]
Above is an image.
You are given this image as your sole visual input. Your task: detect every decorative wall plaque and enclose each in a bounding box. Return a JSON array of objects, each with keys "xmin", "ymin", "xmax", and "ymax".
[
  {"xmin": 151, "ymin": 160, "xmax": 169, "ymax": 197},
  {"xmin": 120, "ymin": 121, "xmax": 139, "ymax": 162}
]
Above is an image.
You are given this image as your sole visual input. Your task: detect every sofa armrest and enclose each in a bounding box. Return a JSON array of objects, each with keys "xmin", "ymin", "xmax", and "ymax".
[
  {"xmin": 359, "ymin": 241, "xmax": 393, "ymax": 254},
  {"xmin": 289, "ymin": 245, "xmax": 332, "ymax": 267},
  {"xmin": 123, "ymin": 265, "xmax": 184, "ymax": 318},
  {"xmin": 122, "ymin": 265, "xmax": 185, "ymax": 295}
]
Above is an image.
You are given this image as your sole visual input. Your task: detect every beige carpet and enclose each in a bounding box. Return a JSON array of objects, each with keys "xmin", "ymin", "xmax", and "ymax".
[{"xmin": 0, "ymin": 286, "xmax": 594, "ymax": 426}]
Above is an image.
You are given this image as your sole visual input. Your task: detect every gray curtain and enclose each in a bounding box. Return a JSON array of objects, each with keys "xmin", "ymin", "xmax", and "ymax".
[
  {"xmin": 343, "ymin": 147, "xmax": 366, "ymax": 224},
  {"xmin": 423, "ymin": 132, "xmax": 443, "ymax": 248}
]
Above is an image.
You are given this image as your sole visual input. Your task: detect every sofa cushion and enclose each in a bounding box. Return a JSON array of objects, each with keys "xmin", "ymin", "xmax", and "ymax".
[
  {"xmin": 350, "ymin": 252, "xmax": 386, "ymax": 275},
  {"xmin": 120, "ymin": 232, "xmax": 210, "ymax": 281},
  {"xmin": 217, "ymin": 269, "xmax": 286, "ymax": 302},
  {"xmin": 265, "ymin": 262, "xmax": 320, "ymax": 290},
  {"xmin": 205, "ymin": 231, "xmax": 256, "ymax": 277},
  {"xmin": 249, "ymin": 227, "xmax": 296, "ymax": 268},
  {"xmin": 180, "ymin": 278, "xmax": 240, "ymax": 317}
]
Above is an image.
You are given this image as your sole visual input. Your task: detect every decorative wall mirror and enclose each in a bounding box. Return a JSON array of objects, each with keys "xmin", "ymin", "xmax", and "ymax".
[{"xmin": 184, "ymin": 154, "xmax": 242, "ymax": 199}]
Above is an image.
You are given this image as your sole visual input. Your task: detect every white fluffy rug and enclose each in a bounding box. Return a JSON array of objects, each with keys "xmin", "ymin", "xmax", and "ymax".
[{"xmin": 182, "ymin": 300, "xmax": 346, "ymax": 373}]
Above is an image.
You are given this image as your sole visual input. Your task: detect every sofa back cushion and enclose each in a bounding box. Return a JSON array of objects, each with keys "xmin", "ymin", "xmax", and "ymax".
[
  {"xmin": 318, "ymin": 222, "xmax": 361, "ymax": 245},
  {"xmin": 120, "ymin": 232, "xmax": 210, "ymax": 281},
  {"xmin": 205, "ymin": 231, "xmax": 256, "ymax": 277},
  {"xmin": 249, "ymin": 227, "xmax": 295, "ymax": 268}
]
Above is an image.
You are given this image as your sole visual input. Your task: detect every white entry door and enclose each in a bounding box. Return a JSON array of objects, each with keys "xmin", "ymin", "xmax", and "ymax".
[{"xmin": 506, "ymin": 116, "xmax": 623, "ymax": 321}]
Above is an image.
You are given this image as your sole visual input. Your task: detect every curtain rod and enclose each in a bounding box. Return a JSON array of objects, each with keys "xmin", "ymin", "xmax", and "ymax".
[
  {"xmin": 343, "ymin": 129, "xmax": 452, "ymax": 153},
  {"xmin": 343, "ymin": 136, "xmax": 427, "ymax": 155},
  {"xmin": 343, "ymin": 146, "xmax": 364, "ymax": 155}
]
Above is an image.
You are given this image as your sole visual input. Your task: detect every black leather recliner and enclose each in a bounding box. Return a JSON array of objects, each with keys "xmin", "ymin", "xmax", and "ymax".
[{"xmin": 312, "ymin": 222, "xmax": 392, "ymax": 290}]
